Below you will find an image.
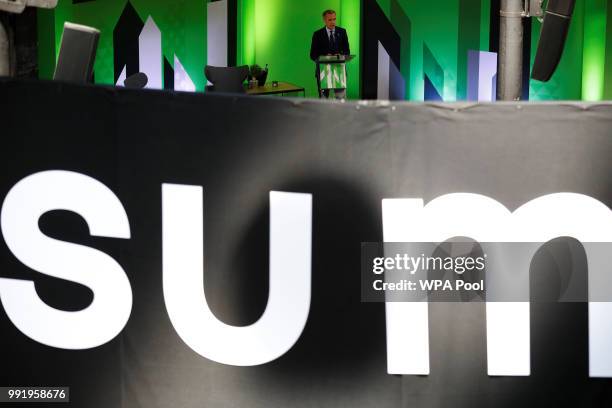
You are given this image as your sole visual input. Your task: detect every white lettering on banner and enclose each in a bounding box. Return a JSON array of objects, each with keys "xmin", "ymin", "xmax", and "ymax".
[
  {"xmin": 0, "ymin": 171, "xmax": 132, "ymax": 349},
  {"xmin": 1, "ymin": 171, "xmax": 611, "ymax": 376},
  {"xmin": 161, "ymin": 184, "xmax": 312, "ymax": 366},
  {"xmin": 382, "ymin": 193, "xmax": 612, "ymax": 378}
]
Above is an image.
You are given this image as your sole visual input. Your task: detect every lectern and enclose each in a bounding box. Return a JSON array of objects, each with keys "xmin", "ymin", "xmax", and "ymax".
[{"xmin": 317, "ymin": 54, "xmax": 355, "ymax": 98}]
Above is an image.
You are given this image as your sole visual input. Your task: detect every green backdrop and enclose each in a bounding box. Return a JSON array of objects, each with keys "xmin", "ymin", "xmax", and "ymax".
[
  {"xmin": 237, "ymin": 0, "xmax": 361, "ymax": 98},
  {"xmin": 39, "ymin": 0, "xmax": 612, "ymax": 101}
]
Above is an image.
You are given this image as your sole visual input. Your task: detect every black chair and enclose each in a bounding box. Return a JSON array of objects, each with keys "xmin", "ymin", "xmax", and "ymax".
[{"xmin": 205, "ymin": 65, "xmax": 249, "ymax": 94}]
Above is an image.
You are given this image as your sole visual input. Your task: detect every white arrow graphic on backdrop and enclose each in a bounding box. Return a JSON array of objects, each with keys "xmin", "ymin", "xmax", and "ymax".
[{"xmin": 116, "ymin": 16, "xmax": 195, "ymax": 92}]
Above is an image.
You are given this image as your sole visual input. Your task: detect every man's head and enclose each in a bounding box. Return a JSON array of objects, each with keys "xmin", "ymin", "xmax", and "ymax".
[{"xmin": 322, "ymin": 10, "xmax": 337, "ymax": 30}]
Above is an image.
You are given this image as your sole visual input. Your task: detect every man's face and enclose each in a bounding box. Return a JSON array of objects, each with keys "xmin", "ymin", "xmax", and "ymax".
[{"xmin": 324, "ymin": 13, "xmax": 337, "ymax": 30}]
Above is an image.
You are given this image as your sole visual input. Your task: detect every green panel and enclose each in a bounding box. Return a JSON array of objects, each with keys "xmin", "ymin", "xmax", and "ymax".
[
  {"xmin": 37, "ymin": 8, "xmax": 56, "ymax": 79},
  {"xmin": 479, "ymin": 0, "xmax": 490, "ymax": 51},
  {"xmin": 606, "ymin": 0, "xmax": 612, "ymax": 99},
  {"xmin": 457, "ymin": 0, "xmax": 481, "ymax": 100},
  {"xmin": 377, "ymin": 0, "xmax": 392, "ymax": 18},
  {"xmin": 238, "ymin": 0, "xmax": 256, "ymax": 66},
  {"xmin": 582, "ymin": 0, "xmax": 607, "ymax": 101},
  {"xmin": 529, "ymin": 1, "xmax": 585, "ymax": 100},
  {"xmin": 243, "ymin": 0, "xmax": 361, "ymax": 98}
]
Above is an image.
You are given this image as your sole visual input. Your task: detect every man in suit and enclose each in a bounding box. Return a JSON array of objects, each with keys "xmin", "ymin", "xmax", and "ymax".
[{"xmin": 310, "ymin": 9, "xmax": 350, "ymax": 99}]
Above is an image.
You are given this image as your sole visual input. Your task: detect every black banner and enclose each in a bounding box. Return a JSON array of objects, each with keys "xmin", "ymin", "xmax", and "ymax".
[{"xmin": 1, "ymin": 79, "xmax": 612, "ymax": 407}]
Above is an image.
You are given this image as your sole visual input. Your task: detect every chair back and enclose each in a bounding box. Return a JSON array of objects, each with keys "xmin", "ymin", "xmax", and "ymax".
[{"xmin": 205, "ymin": 65, "xmax": 249, "ymax": 93}]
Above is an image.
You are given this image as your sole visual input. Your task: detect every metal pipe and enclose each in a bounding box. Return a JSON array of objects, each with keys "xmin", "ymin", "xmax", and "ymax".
[
  {"xmin": 0, "ymin": 14, "xmax": 9, "ymax": 76},
  {"xmin": 497, "ymin": 0, "xmax": 524, "ymax": 101}
]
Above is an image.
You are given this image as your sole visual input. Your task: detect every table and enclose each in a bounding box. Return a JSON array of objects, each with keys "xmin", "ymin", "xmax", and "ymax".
[{"xmin": 245, "ymin": 81, "xmax": 306, "ymax": 97}]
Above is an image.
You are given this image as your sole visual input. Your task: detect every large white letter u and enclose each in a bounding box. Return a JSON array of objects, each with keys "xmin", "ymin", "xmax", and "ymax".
[{"xmin": 162, "ymin": 184, "xmax": 312, "ymax": 366}]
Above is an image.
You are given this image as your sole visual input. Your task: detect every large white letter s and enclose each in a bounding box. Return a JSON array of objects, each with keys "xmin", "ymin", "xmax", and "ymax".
[{"xmin": 0, "ymin": 170, "xmax": 132, "ymax": 349}]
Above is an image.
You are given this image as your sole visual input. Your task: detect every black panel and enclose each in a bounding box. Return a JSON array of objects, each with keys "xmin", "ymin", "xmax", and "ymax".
[
  {"xmin": 228, "ymin": 0, "xmax": 237, "ymax": 67},
  {"xmin": 113, "ymin": 1, "xmax": 144, "ymax": 83},
  {"xmin": 163, "ymin": 56, "xmax": 174, "ymax": 90},
  {"xmin": 489, "ymin": 0, "xmax": 500, "ymax": 53},
  {"xmin": 522, "ymin": 17, "xmax": 532, "ymax": 100},
  {"xmin": 362, "ymin": 0, "xmax": 402, "ymax": 99}
]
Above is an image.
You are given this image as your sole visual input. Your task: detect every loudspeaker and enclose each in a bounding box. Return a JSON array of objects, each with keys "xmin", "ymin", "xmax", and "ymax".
[
  {"xmin": 531, "ymin": 0, "xmax": 576, "ymax": 82},
  {"xmin": 53, "ymin": 22, "xmax": 100, "ymax": 83}
]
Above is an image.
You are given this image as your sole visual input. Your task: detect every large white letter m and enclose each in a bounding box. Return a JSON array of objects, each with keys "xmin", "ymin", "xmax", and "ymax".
[{"xmin": 382, "ymin": 193, "xmax": 612, "ymax": 378}]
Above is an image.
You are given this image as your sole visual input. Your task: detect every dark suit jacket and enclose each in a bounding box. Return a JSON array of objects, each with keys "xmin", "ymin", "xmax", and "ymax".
[{"xmin": 309, "ymin": 26, "xmax": 351, "ymax": 64}]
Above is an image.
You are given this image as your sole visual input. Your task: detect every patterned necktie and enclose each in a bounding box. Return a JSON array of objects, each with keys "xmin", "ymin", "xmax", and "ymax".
[{"xmin": 329, "ymin": 30, "xmax": 337, "ymax": 53}]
